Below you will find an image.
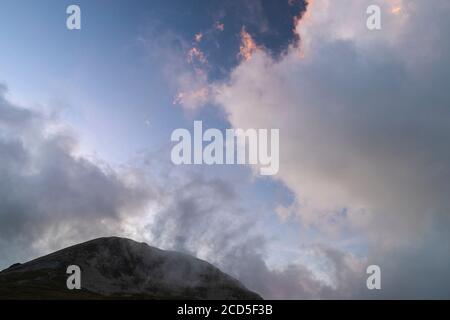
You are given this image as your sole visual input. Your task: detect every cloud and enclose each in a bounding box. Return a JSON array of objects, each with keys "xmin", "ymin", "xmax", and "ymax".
[
  {"xmin": 173, "ymin": 86, "xmax": 210, "ymax": 109},
  {"xmin": 222, "ymin": 242, "xmax": 368, "ymax": 299},
  {"xmin": 0, "ymin": 88, "xmax": 346, "ymax": 299},
  {"xmin": 238, "ymin": 27, "xmax": 261, "ymax": 61},
  {"xmin": 133, "ymin": 0, "xmax": 450, "ymax": 298},
  {"xmin": 0, "ymin": 85, "xmax": 152, "ymax": 268},
  {"xmin": 194, "ymin": 33, "xmax": 203, "ymax": 43},
  {"xmin": 1, "ymin": 83, "xmax": 334, "ymax": 300},
  {"xmin": 173, "ymin": 0, "xmax": 450, "ymax": 298},
  {"xmin": 138, "ymin": 29, "xmax": 212, "ymax": 110},
  {"xmin": 134, "ymin": 159, "xmax": 367, "ymax": 299},
  {"xmin": 212, "ymin": 0, "xmax": 450, "ymax": 247},
  {"xmin": 128, "ymin": 0, "xmax": 450, "ymax": 299},
  {"xmin": 187, "ymin": 47, "xmax": 208, "ymax": 65}
]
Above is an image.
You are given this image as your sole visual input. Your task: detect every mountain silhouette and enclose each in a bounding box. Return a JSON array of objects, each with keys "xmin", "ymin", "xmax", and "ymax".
[{"xmin": 0, "ymin": 237, "xmax": 261, "ymax": 300}]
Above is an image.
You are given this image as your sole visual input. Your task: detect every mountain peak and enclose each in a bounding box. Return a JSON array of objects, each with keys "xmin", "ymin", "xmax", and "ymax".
[{"xmin": 0, "ymin": 237, "xmax": 261, "ymax": 300}]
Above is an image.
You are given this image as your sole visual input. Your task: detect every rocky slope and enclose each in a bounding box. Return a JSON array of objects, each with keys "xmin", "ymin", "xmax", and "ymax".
[{"xmin": 0, "ymin": 237, "xmax": 261, "ymax": 300}]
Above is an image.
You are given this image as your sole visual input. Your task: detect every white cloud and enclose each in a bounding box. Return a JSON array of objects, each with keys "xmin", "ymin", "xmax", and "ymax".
[{"xmin": 211, "ymin": 0, "xmax": 450, "ymax": 248}]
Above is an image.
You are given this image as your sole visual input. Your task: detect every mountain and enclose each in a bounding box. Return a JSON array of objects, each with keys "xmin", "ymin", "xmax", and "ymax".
[{"xmin": 0, "ymin": 237, "xmax": 262, "ymax": 300}]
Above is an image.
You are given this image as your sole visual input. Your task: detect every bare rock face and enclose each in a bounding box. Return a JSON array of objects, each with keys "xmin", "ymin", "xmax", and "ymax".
[{"xmin": 0, "ymin": 237, "xmax": 262, "ymax": 300}]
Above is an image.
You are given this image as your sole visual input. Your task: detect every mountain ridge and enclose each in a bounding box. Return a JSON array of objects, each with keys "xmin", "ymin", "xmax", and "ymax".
[{"xmin": 0, "ymin": 237, "xmax": 262, "ymax": 300}]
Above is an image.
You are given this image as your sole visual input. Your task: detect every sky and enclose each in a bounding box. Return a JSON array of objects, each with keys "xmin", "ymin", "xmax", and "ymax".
[{"xmin": 1, "ymin": 0, "xmax": 450, "ymax": 299}]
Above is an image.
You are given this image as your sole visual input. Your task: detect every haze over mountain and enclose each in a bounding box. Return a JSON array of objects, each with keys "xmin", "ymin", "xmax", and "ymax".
[{"xmin": 0, "ymin": 237, "xmax": 262, "ymax": 300}]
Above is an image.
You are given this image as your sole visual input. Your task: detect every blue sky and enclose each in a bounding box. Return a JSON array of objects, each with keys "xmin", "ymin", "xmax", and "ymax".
[{"xmin": 0, "ymin": 0, "xmax": 304, "ymax": 163}]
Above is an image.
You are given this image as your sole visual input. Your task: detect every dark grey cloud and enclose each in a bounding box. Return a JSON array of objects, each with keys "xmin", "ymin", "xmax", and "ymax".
[{"xmin": 0, "ymin": 85, "xmax": 151, "ymax": 268}]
